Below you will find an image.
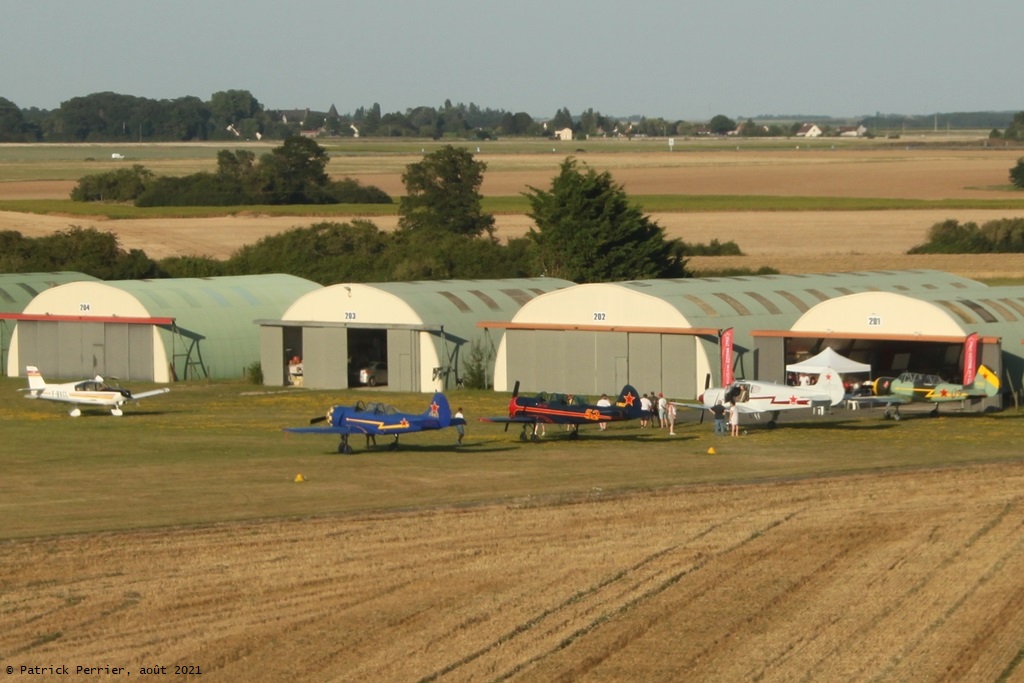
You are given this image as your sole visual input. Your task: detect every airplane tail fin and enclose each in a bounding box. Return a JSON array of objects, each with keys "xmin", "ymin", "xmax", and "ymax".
[
  {"xmin": 25, "ymin": 366, "xmax": 46, "ymax": 394},
  {"xmin": 971, "ymin": 365, "xmax": 1000, "ymax": 397},
  {"xmin": 813, "ymin": 368, "xmax": 846, "ymax": 406},
  {"xmin": 428, "ymin": 392, "xmax": 452, "ymax": 428},
  {"xmin": 617, "ymin": 385, "xmax": 646, "ymax": 418}
]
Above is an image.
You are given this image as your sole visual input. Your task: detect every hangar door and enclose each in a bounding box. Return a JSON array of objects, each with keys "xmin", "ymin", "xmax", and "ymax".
[
  {"xmin": 16, "ymin": 320, "xmax": 155, "ymax": 381},
  {"xmin": 506, "ymin": 329, "xmax": 628, "ymax": 396}
]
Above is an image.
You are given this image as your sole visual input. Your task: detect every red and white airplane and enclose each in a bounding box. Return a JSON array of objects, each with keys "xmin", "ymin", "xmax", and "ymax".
[
  {"xmin": 21, "ymin": 365, "xmax": 170, "ymax": 417},
  {"xmin": 677, "ymin": 369, "xmax": 846, "ymax": 428}
]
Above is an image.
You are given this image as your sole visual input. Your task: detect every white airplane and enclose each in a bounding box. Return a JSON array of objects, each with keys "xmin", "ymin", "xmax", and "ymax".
[
  {"xmin": 21, "ymin": 365, "xmax": 170, "ymax": 417},
  {"xmin": 677, "ymin": 368, "xmax": 846, "ymax": 428}
]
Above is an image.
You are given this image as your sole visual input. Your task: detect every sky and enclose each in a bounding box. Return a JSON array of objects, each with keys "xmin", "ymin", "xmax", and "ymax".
[{"xmin": 3, "ymin": 0, "xmax": 1022, "ymax": 122}]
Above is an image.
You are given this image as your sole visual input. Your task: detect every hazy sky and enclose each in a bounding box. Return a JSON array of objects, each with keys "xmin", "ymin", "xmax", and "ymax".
[{"xmin": 3, "ymin": 0, "xmax": 1021, "ymax": 121}]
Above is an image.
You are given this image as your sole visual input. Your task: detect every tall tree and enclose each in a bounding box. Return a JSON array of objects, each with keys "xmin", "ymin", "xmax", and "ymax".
[
  {"xmin": 525, "ymin": 158, "xmax": 688, "ymax": 283},
  {"xmin": 398, "ymin": 145, "xmax": 495, "ymax": 238}
]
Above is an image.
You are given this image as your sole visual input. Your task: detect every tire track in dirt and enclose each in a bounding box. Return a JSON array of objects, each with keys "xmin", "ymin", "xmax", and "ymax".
[{"xmin": 418, "ymin": 509, "xmax": 803, "ymax": 683}]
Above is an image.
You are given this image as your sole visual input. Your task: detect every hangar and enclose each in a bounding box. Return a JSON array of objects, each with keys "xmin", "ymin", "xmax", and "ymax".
[
  {"xmin": 484, "ymin": 271, "xmax": 986, "ymax": 399},
  {"xmin": 258, "ymin": 278, "xmax": 573, "ymax": 392},
  {"xmin": 0, "ymin": 272, "xmax": 99, "ymax": 375},
  {"xmin": 5, "ymin": 274, "xmax": 320, "ymax": 382},
  {"xmin": 754, "ymin": 287, "xmax": 1024, "ymax": 411}
]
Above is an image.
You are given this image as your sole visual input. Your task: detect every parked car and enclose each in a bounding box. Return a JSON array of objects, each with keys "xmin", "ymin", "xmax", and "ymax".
[{"xmin": 358, "ymin": 361, "xmax": 388, "ymax": 386}]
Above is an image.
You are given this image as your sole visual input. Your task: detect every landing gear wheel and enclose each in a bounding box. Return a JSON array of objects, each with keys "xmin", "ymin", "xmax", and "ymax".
[{"xmin": 338, "ymin": 435, "xmax": 354, "ymax": 454}]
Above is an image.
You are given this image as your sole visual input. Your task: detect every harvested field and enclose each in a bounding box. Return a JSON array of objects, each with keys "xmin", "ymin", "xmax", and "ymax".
[
  {"xmin": 3, "ymin": 462, "xmax": 1024, "ymax": 681},
  {"xmin": 1, "ymin": 146, "xmax": 1022, "ymax": 278}
]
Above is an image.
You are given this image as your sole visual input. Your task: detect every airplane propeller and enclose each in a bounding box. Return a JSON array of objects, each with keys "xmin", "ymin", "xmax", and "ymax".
[{"xmin": 698, "ymin": 373, "xmax": 711, "ymax": 424}]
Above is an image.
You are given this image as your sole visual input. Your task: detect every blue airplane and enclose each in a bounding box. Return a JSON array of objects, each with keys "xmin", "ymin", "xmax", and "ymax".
[{"xmin": 284, "ymin": 392, "xmax": 465, "ymax": 454}]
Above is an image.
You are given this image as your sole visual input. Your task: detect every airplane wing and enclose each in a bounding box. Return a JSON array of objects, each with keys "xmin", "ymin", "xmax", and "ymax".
[
  {"xmin": 844, "ymin": 395, "xmax": 911, "ymax": 406},
  {"xmin": 283, "ymin": 425, "xmax": 354, "ymax": 435},
  {"xmin": 671, "ymin": 401, "xmax": 706, "ymax": 410},
  {"xmin": 478, "ymin": 416, "xmax": 551, "ymax": 424},
  {"xmin": 131, "ymin": 388, "xmax": 171, "ymax": 400}
]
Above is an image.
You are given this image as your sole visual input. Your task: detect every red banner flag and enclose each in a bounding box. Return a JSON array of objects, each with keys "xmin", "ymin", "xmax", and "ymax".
[
  {"xmin": 962, "ymin": 332, "xmax": 978, "ymax": 385},
  {"xmin": 720, "ymin": 328, "xmax": 735, "ymax": 386}
]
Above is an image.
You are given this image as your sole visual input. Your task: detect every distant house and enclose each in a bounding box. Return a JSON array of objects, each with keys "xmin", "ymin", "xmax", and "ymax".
[
  {"xmin": 839, "ymin": 124, "xmax": 868, "ymax": 137},
  {"xmin": 795, "ymin": 123, "xmax": 823, "ymax": 137},
  {"xmin": 554, "ymin": 127, "xmax": 574, "ymax": 141},
  {"xmin": 281, "ymin": 108, "xmax": 310, "ymax": 125}
]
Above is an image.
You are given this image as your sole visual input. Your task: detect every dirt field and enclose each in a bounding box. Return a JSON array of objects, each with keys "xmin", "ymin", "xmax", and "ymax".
[{"xmin": 3, "ymin": 462, "xmax": 1023, "ymax": 682}]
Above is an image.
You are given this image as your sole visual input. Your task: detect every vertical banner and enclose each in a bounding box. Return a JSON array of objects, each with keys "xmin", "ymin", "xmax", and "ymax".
[
  {"xmin": 720, "ymin": 328, "xmax": 735, "ymax": 386},
  {"xmin": 962, "ymin": 332, "xmax": 978, "ymax": 385}
]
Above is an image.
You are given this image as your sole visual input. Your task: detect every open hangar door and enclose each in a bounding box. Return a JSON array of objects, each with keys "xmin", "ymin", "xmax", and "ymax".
[{"xmin": 755, "ymin": 332, "xmax": 1004, "ymax": 411}]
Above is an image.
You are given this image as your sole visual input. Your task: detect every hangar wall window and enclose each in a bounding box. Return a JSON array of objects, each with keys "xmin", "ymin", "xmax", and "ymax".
[
  {"xmin": 469, "ymin": 290, "xmax": 502, "ymax": 311},
  {"xmin": 934, "ymin": 300, "xmax": 975, "ymax": 325},
  {"xmin": 684, "ymin": 294, "xmax": 719, "ymax": 316},
  {"xmin": 774, "ymin": 290, "xmax": 809, "ymax": 313},
  {"xmin": 979, "ymin": 299, "xmax": 1018, "ymax": 321},
  {"xmin": 714, "ymin": 293, "xmax": 751, "ymax": 316},
  {"xmin": 744, "ymin": 292, "xmax": 781, "ymax": 314},
  {"xmin": 999, "ymin": 298, "xmax": 1024, "ymax": 317},
  {"xmin": 438, "ymin": 291, "xmax": 471, "ymax": 313},
  {"xmin": 803, "ymin": 289, "xmax": 830, "ymax": 302},
  {"xmin": 957, "ymin": 299, "xmax": 998, "ymax": 324},
  {"xmin": 501, "ymin": 289, "xmax": 533, "ymax": 306}
]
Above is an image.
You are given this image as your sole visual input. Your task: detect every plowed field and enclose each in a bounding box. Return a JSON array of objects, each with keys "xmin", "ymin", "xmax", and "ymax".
[{"xmin": 4, "ymin": 463, "xmax": 1024, "ymax": 681}]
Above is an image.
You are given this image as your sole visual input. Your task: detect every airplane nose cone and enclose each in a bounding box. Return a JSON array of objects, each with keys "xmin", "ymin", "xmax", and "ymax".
[{"xmin": 698, "ymin": 393, "xmax": 705, "ymax": 403}]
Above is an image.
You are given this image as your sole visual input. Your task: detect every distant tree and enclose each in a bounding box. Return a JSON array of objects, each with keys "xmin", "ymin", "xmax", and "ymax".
[
  {"xmin": 9, "ymin": 226, "xmax": 160, "ymax": 279},
  {"xmin": 551, "ymin": 107, "xmax": 574, "ymax": 131},
  {"xmin": 525, "ymin": 158, "xmax": 689, "ymax": 282},
  {"xmin": 1005, "ymin": 112, "xmax": 1024, "ymax": 142},
  {"xmin": 398, "ymin": 145, "xmax": 495, "ymax": 238},
  {"xmin": 0, "ymin": 97, "xmax": 28, "ymax": 141},
  {"xmin": 1011, "ymin": 157, "xmax": 1024, "ymax": 189},
  {"xmin": 255, "ymin": 136, "xmax": 331, "ymax": 203},
  {"xmin": 709, "ymin": 114, "xmax": 737, "ymax": 135}
]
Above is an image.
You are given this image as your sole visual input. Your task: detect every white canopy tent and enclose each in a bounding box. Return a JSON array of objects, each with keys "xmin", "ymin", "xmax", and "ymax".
[{"xmin": 786, "ymin": 347, "xmax": 871, "ymax": 375}]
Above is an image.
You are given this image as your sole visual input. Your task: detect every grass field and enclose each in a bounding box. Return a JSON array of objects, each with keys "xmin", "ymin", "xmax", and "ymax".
[{"xmin": 3, "ymin": 139, "xmax": 1024, "ymax": 680}]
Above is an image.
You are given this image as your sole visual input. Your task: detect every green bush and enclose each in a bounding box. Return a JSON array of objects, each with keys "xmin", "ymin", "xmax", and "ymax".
[
  {"xmin": 71, "ymin": 164, "xmax": 153, "ymax": 202},
  {"xmin": 908, "ymin": 218, "xmax": 1024, "ymax": 253}
]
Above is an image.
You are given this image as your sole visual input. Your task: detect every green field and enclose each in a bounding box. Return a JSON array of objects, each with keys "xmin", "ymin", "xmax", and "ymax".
[{"xmin": 3, "ymin": 374, "xmax": 1022, "ymax": 541}]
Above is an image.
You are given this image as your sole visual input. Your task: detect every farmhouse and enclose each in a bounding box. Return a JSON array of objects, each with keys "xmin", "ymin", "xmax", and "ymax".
[
  {"xmin": 795, "ymin": 123, "xmax": 823, "ymax": 137},
  {"xmin": 5, "ymin": 275, "xmax": 320, "ymax": 382},
  {"xmin": 257, "ymin": 278, "xmax": 572, "ymax": 392},
  {"xmin": 480, "ymin": 271, "xmax": 991, "ymax": 401}
]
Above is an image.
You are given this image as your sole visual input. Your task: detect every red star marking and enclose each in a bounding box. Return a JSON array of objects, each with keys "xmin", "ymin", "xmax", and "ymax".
[
  {"xmin": 429, "ymin": 401, "xmax": 440, "ymax": 416},
  {"xmin": 623, "ymin": 392, "xmax": 636, "ymax": 407},
  {"xmin": 939, "ymin": 389, "xmax": 950, "ymax": 397},
  {"xmin": 789, "ymin": 395, "xmax": 799, "ymax": 404},
  {"xmin": 399, "ymin": 418, "xmax": 410, "ymax": 428}
]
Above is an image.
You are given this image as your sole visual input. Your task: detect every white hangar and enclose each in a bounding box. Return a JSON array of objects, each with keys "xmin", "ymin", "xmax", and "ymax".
[
  {"xmin": 482, "ymin": 271, "xmax": 988, "ymax": 399},
  {"xmin": 753, "ymin": 287, "xmax": 1024, "ymax": 411},
  {"xmin": 258, "ymin": 278, "xmax": 573, "ymax": 392},
  {"xmin": 5, "ymin": 274, "xmax": 321, "ymax": 382}
]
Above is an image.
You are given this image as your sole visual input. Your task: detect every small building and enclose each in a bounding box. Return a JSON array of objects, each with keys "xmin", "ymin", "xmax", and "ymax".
[
  {"xmin": 554, "ymin": 128, "xmax": 574, "ymax": 141},
  {"xmin": 795, "ymin": 123, "xmax": 823, "ymax": 137},
  {"xmin": 5, "ymin": 275, "xmax": 321, "ymax": 382},
  {"xmin": 258, "ymin": 278, "xmax": 573, "ymax": 392}
]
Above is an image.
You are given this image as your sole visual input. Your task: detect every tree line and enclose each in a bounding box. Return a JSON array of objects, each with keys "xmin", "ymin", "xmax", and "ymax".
[{"xmin": 5, "ymin": 89, "xmax": 1021, "ymax": 143}]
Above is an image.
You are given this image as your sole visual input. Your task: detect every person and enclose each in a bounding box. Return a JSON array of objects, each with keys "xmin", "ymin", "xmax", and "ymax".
[
  {"xmin": 710, "ymin": 400, "xmax": 727, "ymax": 435},
  {"xmin": 454, "ymin": 407, "xmax": 465, "ymax": 446},
  {"xmin": 596, "ymin": 393, "xmax": 611, "ymax": 430},
  {"xmin": 657, "ymin": 393, "xmax": 668, "ymax": 429},
  {"xmin": 666, "ymin": 401, "xmax": 677, "ymax": 435},
  {"xmin": 639, "ymin": 393, "xmax": 653, "ymax": 428},
  {"xmin": 729, "ymin": 400, "xmax": 740, "ymax": 436}
]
